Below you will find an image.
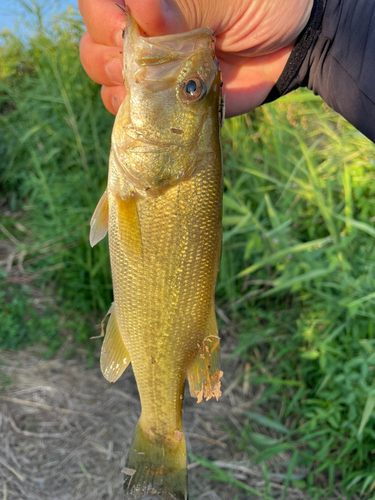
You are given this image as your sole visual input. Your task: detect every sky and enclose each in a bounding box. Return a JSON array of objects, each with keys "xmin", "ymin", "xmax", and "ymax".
[{"xmin": 0, "ymin": 0, "xmax": 78, "ymax": 34}]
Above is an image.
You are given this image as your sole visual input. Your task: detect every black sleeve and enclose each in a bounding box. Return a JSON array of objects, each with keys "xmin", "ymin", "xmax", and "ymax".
[{"xmin": 263, "ymin": 0, "xmax": 375, "ymax": 143}]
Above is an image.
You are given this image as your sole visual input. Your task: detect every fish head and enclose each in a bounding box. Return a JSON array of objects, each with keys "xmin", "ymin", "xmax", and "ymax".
[{"xmin": 111, "ymin": 13, "xmax": 222, "ymax": 197}]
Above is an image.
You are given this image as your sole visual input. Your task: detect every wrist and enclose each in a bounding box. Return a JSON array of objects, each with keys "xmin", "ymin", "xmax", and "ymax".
[{"xmin": 263, "ymin": 0, "xmax": 325, "ymax": 104}]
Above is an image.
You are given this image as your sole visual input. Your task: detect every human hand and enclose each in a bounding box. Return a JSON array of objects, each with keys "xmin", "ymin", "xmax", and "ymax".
[{"xmin": 78, "ymin": 0, "xmax": 314, "ymax": 117}]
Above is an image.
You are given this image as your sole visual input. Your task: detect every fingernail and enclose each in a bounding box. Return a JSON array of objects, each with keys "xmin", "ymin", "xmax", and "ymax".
[
  {"xmin": 112, "ymin": 94, "xmax": 121, "ymax": 113},
  {"xmin": 115, "ymin": 30, "xmax": 124, "ymax": 48},
  {"xmin": 105, "ymin": 58, "xmax": 123, "ymax": 85}
]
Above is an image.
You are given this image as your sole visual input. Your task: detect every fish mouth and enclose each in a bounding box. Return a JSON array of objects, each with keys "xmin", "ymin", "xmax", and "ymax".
[
  {"xmin": 125, "ymin": 12, "xmax": 215, "ymax": 60},
  {"xmin": 134, "ymin": 27, "xmax": 215, "ymax": 58},
  {"xmin": 124, "ymin": 13, "xmax": 216, "ymax": 77},
  {"xmin": 139, "ymin": 27, "xmax": 214, "ymax": 44}
]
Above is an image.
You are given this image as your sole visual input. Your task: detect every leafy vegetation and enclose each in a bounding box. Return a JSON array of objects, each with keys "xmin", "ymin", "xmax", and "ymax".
[
  {"xmin": 0, "ymin": 279, "xmax": 60, "ymax": 352},
  {"xmin": 0, "ymin": 5, "xmax": 113, "ymax": 351},
  {"xmin": 217, "ymin": 101, "xmax": 375, "ymax": 499},
  {"xmin": 1, "ymin": 4, "xmax": 375, "ymax": 499}
]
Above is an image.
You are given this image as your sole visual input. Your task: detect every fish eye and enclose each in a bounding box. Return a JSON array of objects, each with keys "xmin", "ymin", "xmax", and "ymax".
[{"xmin": 181, "ymin": 77, "xmax": 206, "ymax": 103}]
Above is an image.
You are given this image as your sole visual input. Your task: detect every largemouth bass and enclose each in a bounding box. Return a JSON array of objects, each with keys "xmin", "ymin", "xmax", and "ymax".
[{"xmin": 90, "ymin": 11, "xmax": 224, "ymax": 500}]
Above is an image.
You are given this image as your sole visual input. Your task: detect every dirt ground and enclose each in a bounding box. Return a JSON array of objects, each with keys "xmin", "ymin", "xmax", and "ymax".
[{"xmin": 0, "ymin": 336, "xmax": 311, "ymax": 500}]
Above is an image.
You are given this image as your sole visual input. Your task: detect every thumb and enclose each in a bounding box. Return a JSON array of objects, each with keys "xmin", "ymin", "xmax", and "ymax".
[{"xmin": 126, "ymin": 0, "xmax": 187, "ymax": 36}]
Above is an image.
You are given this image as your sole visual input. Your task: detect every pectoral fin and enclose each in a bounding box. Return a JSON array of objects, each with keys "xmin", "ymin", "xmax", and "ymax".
[
  {"xmin": 90, "ymin": 190, "xmax": 109, "ymax": 247},
  {"xmin": 100, "ymin": 303, "xmax": 131, "ymax": 383},
  {"xmin": 187, "ymin": 308, "xmax": 223, "ymax": 403},
  {"xmin": 117, "ymin": 193, "xmax": 143, "ymax": 258}
]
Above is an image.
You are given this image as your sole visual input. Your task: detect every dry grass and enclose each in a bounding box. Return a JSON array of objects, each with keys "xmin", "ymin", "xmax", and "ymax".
[{"xmin": 0, "ymin": 333, "xmax": 313, "ymax": 500}]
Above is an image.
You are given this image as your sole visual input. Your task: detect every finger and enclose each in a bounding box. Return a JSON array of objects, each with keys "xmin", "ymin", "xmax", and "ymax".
[
  {"xmin": 80, "ymin": 32, "xmax": 123, "ymax": 87},
  {"xmin": 220, "ymin": 60, "xmax": 273, "ymax": 117},
  {"xmin": 78, "ymin": 0, "xmax": 126, "ymax": 47},
  {"xmin": 78, "ymin": 0, "xmax": 183, "ymax": 45},
  {"xmin": 126, "ymin": 0, "xmax": 187, "ymax": 36},
  {"xmin": 218, "ymin": 46, "xmax": 292, "ymax": 117},
  {"xmin": 101, "ymin": 85, "xmax": 126, "ymax": 115}
]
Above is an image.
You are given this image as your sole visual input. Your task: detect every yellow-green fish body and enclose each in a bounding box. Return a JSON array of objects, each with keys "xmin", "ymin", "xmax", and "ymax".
[{"xmin": 90, "ymin": 13, "xmax": 223, "ymax": 500}]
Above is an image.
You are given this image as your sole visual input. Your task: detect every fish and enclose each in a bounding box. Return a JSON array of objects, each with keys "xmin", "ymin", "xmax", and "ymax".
[{"xmin": 90, "ymin": 11, "xmax": 224, "ymax": 500}]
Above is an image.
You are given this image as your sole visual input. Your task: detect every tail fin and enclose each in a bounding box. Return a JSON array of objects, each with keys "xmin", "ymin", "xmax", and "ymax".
[{"xmin": 123, "ymin": 422, "xmax": 188, "ymax": 500}]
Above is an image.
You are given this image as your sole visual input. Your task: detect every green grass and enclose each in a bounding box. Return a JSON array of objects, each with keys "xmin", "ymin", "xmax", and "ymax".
[
  {"xmin": 215, "ymin": 100, "xmax": 375, "ymax": 498},
  {"xmin": 0, "ymin": 5, "xmax": 113, "ymax": 349},
  {"xmin": 0, "ymin": 278, "xmax": 60, "ymax": 352},
  {"xmin": 1, "ymin": 4, "xmax": 375, "ymax": 499}
]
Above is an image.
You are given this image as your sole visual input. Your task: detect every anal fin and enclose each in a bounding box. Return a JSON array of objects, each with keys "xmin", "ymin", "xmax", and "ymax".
[
  {"xmin": 100, "ymin": 303, "xmax": 131, "ymax": 383},
  {"xmin": 187, "ymin": 308, "xmax": 223, "ymax": 403},
  {"xmin": 90, "ymin": 190, "xmax": 109, "ymax": 247}
]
